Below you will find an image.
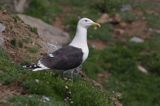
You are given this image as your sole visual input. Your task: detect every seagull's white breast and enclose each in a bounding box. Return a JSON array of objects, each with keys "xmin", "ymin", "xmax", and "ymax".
[{"xmin": 81, "ymin": 46, "xmax": 89, "ymax": 62}]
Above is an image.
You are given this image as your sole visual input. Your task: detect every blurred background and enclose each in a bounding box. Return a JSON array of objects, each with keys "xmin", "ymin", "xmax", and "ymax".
[{"xmin": 0, "ymin": 0, "xmax": 160, "ymax": 106}]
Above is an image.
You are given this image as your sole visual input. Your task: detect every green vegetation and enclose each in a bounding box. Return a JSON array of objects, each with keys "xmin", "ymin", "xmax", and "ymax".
[
  {"xmin": 28, "ymin": 47, "xmax": 39, "ymax": 53},
  {"xmin": 0, "ymin": 48, "xmax": 109, "ymax": 106},
  {"xmin": 120, "ymin": 11, "xmax": 139, "ymax": 22},
  {"xmin": 26, "ymin": 0, "xmax": 62, "ymax": 23},
  {"xmin": 10, "ymin": 38, "xmax": 24, "ymax": 48},
  {"xmin": 92, "ymin": 0, "xmax": 128, "ymax": 12},
  {"xmin": 145, "ymin": 13, "xmax": 160, "ymax": 29},
  {"xmin": 9, "ymin": 95, "xmax": 65, "ymax": 106},
  {"xmin": 83, "ymin": 36, "xmax": 160, "ymax": 105},
  {"xmin": 30, "ymin": 27, "xmax": 38, "ymax": 34},
  {"xmin": 88, "ymin": 24, "xmax": 113, "ymax": 41}
]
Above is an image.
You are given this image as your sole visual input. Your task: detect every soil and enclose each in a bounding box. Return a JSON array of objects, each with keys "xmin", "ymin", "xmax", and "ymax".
[
  {"xmin": 88, "ymin": 39, "xmax": 107, "ymax": 49},
  {"xmin": 0, "ymin": 10, "xmax": 43, "ymax": 63},
  {"xmin": 53, "ymin": 5, "xmax": 73, "ymax": 30},
  {"xmin": 0, "ymin": 81, "xmax": 25, "ymax": 104}
]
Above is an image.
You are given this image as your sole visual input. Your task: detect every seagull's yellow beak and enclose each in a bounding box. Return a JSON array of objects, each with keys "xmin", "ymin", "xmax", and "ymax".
[{"xmin": 92, "ymin": 22, "xmax": 101, "ymax": 30}]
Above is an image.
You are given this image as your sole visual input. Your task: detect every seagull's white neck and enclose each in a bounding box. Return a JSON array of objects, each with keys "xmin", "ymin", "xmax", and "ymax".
[
  {"xmin": 69, "ymin": 25, "xmax": 88, "ymax": 48},
  {"xmin": 69, "ymin": 25, "xmax": 89, "ymax": 62}
]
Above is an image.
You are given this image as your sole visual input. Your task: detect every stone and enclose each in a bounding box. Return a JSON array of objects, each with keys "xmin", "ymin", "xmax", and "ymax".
[
  {"xmin": 137, "ymin": 65, "xmax": 148, "ymax": 74},
  {"xmin": 110, "ymin": 14, "xmax": 122, "ymax": 25},
  {"xmin": 97, "ymin": 13, "xmax": 111, "ymax": 24},
  {"xmin": 130, "ymin": 37, "xmax": 144, "ymax": 43},
  {"xmin": 119, "ymin": 22, "xmax": 127, "ymax": 29},
  {"xmin": 114, "ymin": 28, "xmax": 125, "ymax": 35},
  {"xmin": 14, "ymin": 0, "xmax": 30, "ymax": 13},
  {"xmin": 0, "ymin": 23, "xmax": 6, "ymax": 32},
  {"xmin": 121, "ymin": 4, "xmax": 132, "ymax": 12},
  {"xmin": 18, "ymin": 14, "xmax": 70, "ymax": 53},
  {"xmin": 0, "ymin": 0, "xmax": 30, "ymax": 13},
  {"xmin": 0, "ymin": 33, "xmax": 5, "ymax": 47}
]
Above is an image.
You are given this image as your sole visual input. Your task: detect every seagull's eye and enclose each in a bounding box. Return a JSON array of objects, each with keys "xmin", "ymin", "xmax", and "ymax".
[{"xmin": 84, "ymin": 20, "xmax": 88, "ymax": 22}]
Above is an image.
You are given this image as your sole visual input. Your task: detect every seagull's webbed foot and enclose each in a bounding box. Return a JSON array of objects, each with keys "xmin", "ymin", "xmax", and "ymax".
[{"xmin": 62, "ymin": 67, "xmax": 81, "ymax": 80}]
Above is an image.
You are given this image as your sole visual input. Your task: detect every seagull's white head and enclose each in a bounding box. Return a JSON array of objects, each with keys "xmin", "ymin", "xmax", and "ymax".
[{"xmin": 78, "ymin": 18, "xmax": 101, "ymax": 29}]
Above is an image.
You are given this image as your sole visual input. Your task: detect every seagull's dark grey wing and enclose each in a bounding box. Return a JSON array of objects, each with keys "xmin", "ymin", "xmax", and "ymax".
[{"xmin": 40, "ymin": 46, "xmax": 83, "ymax": 70}]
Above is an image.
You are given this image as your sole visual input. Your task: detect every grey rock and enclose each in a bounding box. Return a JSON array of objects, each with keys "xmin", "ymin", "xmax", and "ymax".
[
  {"xmin": 18, "ymin": 14, "xmax": 70, "ymax": 53},
  {"xmin": 0, "ymin": 23, "xmax": 6, "ymax": 32},
  {"xmin": 0, "ymin": 0, "xmax": 30, "ymax": 13},
  {"xmin": 14, "ymin": 0, "xmax": 30, "ymax": 13},
  {"xmin": 137, "ymin": 65, "xmax": 148, "ymax": 74},
  {"xmin": 0, "ymin": 33, "xmax": 4, "ymax": 47},
  {"xmin": 121, "ymin": 4, "xmax": 132, "ymax": 12},
  {"xmin": 130, "ymin": 37, "xmax": 144, "ymax": 43}
]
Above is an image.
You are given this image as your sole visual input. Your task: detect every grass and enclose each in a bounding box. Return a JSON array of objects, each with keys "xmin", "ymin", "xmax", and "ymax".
[
  {"xmin": 9, "ymin": 95, "xmax": 65, "ymax": 106},
  {"xmin": 88, "ymin": 24, "xmax": 113, "ymax": 41},
  {"xmin": 83, "ymin": 34, "xmax": 160, "ymax": 105},
  {"xmin": 28, "ymin": 47, "xmax": 39, "ymax": 54},
  {"xmin": 145, "ymin": 13, "xmax": 160, "ymax": 29},
  {"xmin": 119, "ymin": 11, "xmax": 139, "ymax": 22},
  {"xmin": 26, "ymin": 0, "xmax": 62, "ymax": 23},
  {"xmin": 0, "ymin": 48, "xmax": 109, "ymax": 106},
  {"xmin": 92, "ymin": 0, "xmax": 128, "ymax": 13}
]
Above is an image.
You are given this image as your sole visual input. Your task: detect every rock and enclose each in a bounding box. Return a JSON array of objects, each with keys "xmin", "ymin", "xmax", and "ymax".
[
  {"xmin": 121, "ymin": 4, "xmax": 132, "ymax": 12},
  {"xmin": 96, "ymin": 13, "xmax": 111, "ymax": 24},
  {"xmin": 0, "ymin": 0, "xmax": 30, "ymax": 13},
  {"xmin": 110, "ymin": 14, "xmax": 122, "ymax": 25},
  {"xmin": 14, "ymin": 0, "xmax": 30, "ymax": 13},
  {"xmin": 0, "ymin": 23, "xmax": 5, "ymax": 47},
  {"xmin": 137, "ymin": 65, "xmax": 148, "ymax": 74},
  {"xmin": 148, "ymin": 28, "xmax": 160, "ymax": 34},
  {"xmin": 114, "ymin": 28, "xmax": 125, "ymax": 35},
  {"xmin": 18, "ymin": 14, "xmax": 70, "ymax": 53},
  {"xmin": 88, "ymin": 39, "xmax": 107, "ymax": 50},
  {"xmin": 119, "ymin": 22, "xmax": 127, "ymax": 29},
  {"xmin": 0, "ymin": 23, "xmax": 6, "ymax": 32},
  {"xmin": 0, "ymin": 33, "xmax": 5, "ymax": 47},
  {"xmin": 130, "ymin": 37, "xmax": 144, "ymax": 43}
]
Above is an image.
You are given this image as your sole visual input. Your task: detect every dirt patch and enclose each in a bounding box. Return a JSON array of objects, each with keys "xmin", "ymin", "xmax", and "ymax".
[
  {"xmin": 0, "ymin": 81, "xmax": 25, "ymax": 104},
  {"xmin": 88, "ymin": 39, "xmax": 107, "ymax": 50},
  {"xmin": 124, "ymin": 20, "xmax": 150, "ymax": 39},
  {"xmin": 53, "ymin": 5, "xmax": 73, "ymax": 30},
  {"xmin": 96, "ymin": 71, "xmax": 111, "ymax": 85},
  {"xmin": 0, "ymin": 10, "xmax": 43, "ymax": 63},
  {"xmin": 113, "ymin": 16, "xmax": 151, "ymax": 40}
]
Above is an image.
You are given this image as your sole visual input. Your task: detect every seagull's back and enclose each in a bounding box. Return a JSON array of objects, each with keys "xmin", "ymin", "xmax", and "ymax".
[{"xmin": 40, "ymin": 46, "xmax": 83, "ymax": 70}]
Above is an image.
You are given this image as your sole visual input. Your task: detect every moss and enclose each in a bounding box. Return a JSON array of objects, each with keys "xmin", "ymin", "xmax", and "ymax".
[{"xmin": 28, "ymin": 47, "xmax": 39, "ymax": 53}]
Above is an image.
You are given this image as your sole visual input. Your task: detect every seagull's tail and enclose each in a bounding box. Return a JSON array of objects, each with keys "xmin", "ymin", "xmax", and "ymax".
[{"xmin": 23, "ymin": 64, "xmax": 41, "ymax": 69}]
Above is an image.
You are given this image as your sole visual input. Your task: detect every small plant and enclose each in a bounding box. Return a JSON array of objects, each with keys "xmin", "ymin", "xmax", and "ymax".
[
  {"xmin": 120, "ymin": 12, "xmax": 138, "ymax": 22},
  {"xmin": 10, "ymin": 38, "xmax": 17, "ymax": 48},
  {"xmin": 28, "ymin": 47, "xmax": 39, "ymax": 53},
  {"xmin": 10, "ymin": 39, "xmax": 24, "ymax": 48},
  {"xmin": 92, "ymin": 0, "xmax": 128, "ymax": 13},
  {"xmin": 145, "ymin": 13, "xmax": 160, "ymax": 29},
  {"xmin": 18, "ymin": 40, "xmax": 23, "ymax": 48},
  {"xmin": 30, "ymin": 27, "xmax": 38, "ymax": 34},
  {"xmin": 22, "ymin": 37, "xmax": 32, "ymax": 44}
]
